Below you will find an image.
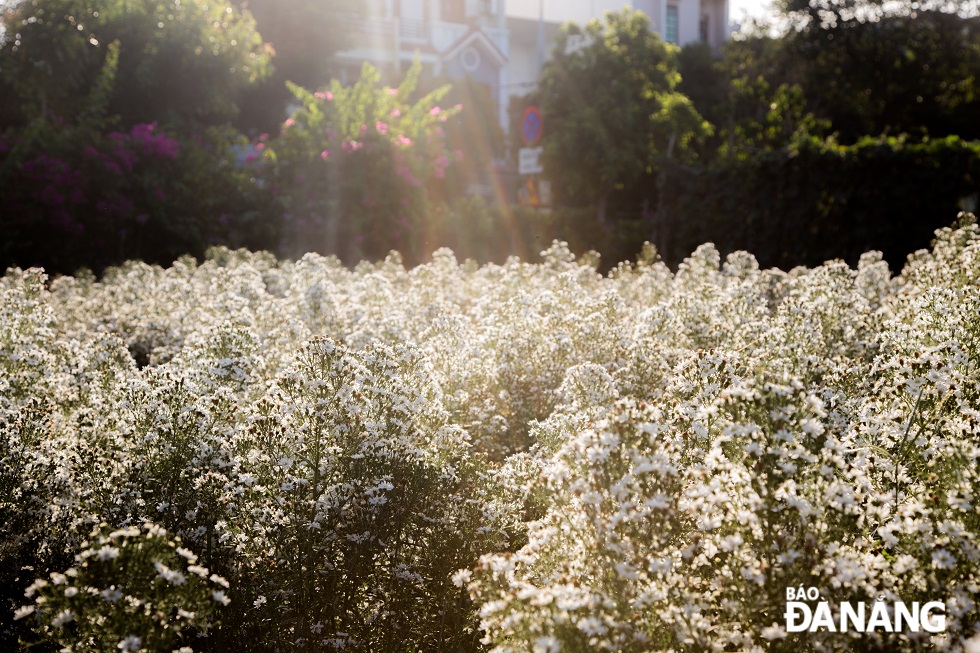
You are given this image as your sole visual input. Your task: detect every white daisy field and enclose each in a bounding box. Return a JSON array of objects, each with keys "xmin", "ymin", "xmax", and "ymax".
[{"xmin": 2, "ymin": 216, "xmax": 979, "ymax": 652}]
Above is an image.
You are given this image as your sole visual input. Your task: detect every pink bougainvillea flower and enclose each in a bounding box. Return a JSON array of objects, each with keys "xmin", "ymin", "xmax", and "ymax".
[
  {"xmin": 284, "ymin": 118, "xmax": 295, "ymax": 127},
  {"xmin": 149, "ymin": 136, "xmax": 179, "ymax": 159},
  {"xmin": 112, "ymin": 147, "xmax": 138, "ymax": 173},
  {"xmin": 131, "ymin": 122, "xmax": 157, "ymax": 139},
  {"xmin": 396, "ymin": 135, "xmax": 412, "ymax": 147},
  {"xmin": 395, "ymin": 165, "xmax": 420, "ymax": 187},
  {"xmin": 429, "ymin": 107, "xmax": 442, "ymax": 116},
  {"xmin": 42, "ymin": 189, "xmax": 65, "ymax": 206},
  {"xmin": 375, "ymin": 121, "xmax": 389, "ymax": 135},
  {"xmin": 391, "ymin": 108, "xmax": 401, "ymax": 118},
  {"xmin": 320, "ymin": 150, "xmax": 331, "ymax": 159}
]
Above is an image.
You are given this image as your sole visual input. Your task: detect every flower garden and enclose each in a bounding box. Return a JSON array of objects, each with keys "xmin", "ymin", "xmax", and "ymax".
[{"xmin": 2, "ymin": 216, "xmax": 979, "ymax": 652}]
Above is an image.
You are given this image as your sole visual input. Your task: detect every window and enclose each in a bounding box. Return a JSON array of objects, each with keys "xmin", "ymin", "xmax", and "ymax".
[
  {"xmin": 666, "ymin": 5, "xmax": 678, "ymax": 45},
  {"xmin": 700, "ymin": 15, "xmax": 709, "ymax": 43},
  {"xmin": 456, "ymin": 0, "xmax": 492, "ymax": 20},
  {"xmin": 460, "ymin": 46, "xmax": 481, "ymax": 72},
  {"xmin": 472, "ymin": 0, "xmax": 493, "ymax": 16}
]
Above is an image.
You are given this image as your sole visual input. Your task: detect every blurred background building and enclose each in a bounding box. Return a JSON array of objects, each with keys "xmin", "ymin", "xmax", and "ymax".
[{"xmin": 333, "ymin": 0, "xmax": 731, "ymax": 131}]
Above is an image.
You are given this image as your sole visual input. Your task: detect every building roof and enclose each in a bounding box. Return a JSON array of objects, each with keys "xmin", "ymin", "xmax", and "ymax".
[{"xmin": 442, "ymin": 27, "xmax": 508, "ymax": 66}]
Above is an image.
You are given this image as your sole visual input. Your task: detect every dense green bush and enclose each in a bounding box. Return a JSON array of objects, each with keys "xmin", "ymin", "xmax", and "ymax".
[{"xmin": 652, "ymin": 136, "xmax": 980, "ymax": 270}]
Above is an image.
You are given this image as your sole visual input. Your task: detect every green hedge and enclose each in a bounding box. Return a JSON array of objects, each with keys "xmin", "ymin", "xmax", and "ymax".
[{"xmin": 654, "ymin": 135, "xmax": 980, "ymax": 270}]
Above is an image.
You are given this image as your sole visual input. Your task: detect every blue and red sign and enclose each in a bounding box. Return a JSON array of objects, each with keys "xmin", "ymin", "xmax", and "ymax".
[{"xmin": 521, "ymin": 105, "xmax": 543, "ymax": 145}]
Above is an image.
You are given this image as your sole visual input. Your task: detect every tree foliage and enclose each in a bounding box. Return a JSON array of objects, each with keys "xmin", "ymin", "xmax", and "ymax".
[
  {"xmin": 728, "ymin": 1, "xmax": 980, "ymax": 143},
  {"xmin": 537, "ymin": 9, "xmax": 710, "ymax": 219},
  {"xmin": 0, "ymin": 0, "xmax": 271, "ymax": 127},
  {"xmin": 231, "ymin": 0, "xmax": 357, "ymax": 132}
]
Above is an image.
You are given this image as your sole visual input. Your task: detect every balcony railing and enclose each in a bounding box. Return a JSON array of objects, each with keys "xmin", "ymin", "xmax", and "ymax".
[
  {"xmin": 399, "ymin": 18, "xmax": 429, "ymax": 42},
  {"xmin": 338, "ymin": 13, "xmax": 508, "ymax": 58},
  {"xmin": 339, "ymin": 13, "xmax": 398, "ymax": 41}
]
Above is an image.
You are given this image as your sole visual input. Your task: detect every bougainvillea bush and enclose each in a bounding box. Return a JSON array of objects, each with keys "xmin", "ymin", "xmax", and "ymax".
[
  {"xmin": 267, "ymin": 60, "xmax": 461, "ymax": 265},
  {"xmin": 0, "ymin": 118, "xmax": 278, "ymax": 275},
  {"xmin": 2, "ymin": 216, "xmax": 979, "ymax": 652}
]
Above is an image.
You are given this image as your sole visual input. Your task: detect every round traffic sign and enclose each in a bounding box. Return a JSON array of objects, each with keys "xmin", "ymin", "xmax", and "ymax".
[{"xmin": 521, "ymin": 105, "xmax": 542, "ymax": 145}]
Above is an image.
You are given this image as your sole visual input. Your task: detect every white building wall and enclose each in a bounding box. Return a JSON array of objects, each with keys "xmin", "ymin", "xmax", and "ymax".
[
  {"xmin": 402, "ymin": 0, "xmax": 426, "ymax": 21},
  {"xmin": 507, "ymin": 1, "xmax": 727, "ymax": 47},
  {"xmin": 508, "ymin": 44, "xmax": 541, "ymax": 91},
  {"xmin": 677, "ymin": 0, "xmax": 702, "ymax": 45},
  {"xmin": 632, "ymin": 0, "xmax": 659, "ymax": 25},
  {"xmin": 507, "ymin": 0, "xmax": 639, "ymax": 24},
  {"xmin": 652, "ymin": 0, "xmax": 668, "ymax": 42},
  {"xmin": 707, "ymin": 0, "xmax": 729, "ymax": 50}
]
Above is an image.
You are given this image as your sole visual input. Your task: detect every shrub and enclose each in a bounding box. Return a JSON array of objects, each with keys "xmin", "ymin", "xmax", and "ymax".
[
  {"xmin": 14, "ymin": 523, "xmax": 229, "ymax": 653},
  {"xmin": 655, "ymin": 136, "xmax": 980, "ymax": 271},
  {"xmin": 269, "ymin": 60, "xmax": 460, "ymax": 265},
  {"xmin": 0, "ymin": 119, "xmax": 278, "ymax": 275}
]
